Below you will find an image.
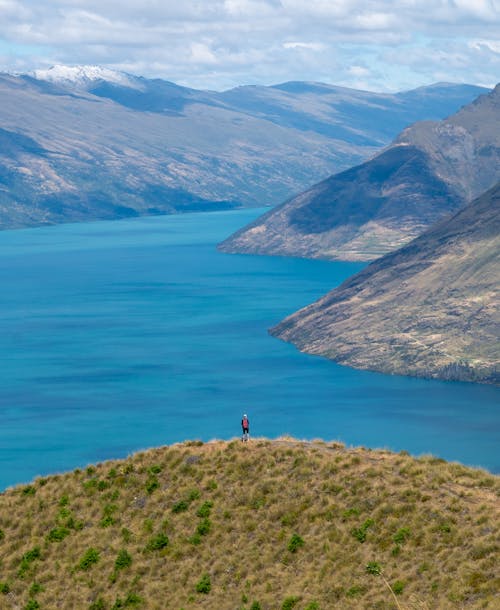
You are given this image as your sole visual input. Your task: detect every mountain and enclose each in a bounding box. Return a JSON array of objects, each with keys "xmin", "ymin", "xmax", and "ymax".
[
  {"xmin": 0, "ymin": 439, "xmax": 498, "ymax": 609},
  {"xmin": 0, "ymin": 66, "xmax": 487, "ymax": 230},
  {"xmin": 219, "ymin": 84, "xmax": 500, "ymax": 262},
  {"xmin": 270, "ymin": 182, "xmax": 500, "ymax": 385}
]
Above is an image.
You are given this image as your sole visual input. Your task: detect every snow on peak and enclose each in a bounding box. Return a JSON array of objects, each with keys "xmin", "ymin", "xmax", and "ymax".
[{"xmin": 32, "ymin": 65, "xmax": 142, "ymax": 90}]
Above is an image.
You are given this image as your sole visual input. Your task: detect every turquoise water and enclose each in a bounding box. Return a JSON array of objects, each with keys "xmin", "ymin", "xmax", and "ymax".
[{"xmin": 0, "ymin": 209, "xmax": 498, "ymax": 489}]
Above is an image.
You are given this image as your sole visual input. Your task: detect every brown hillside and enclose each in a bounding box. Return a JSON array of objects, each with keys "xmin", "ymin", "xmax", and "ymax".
[{"xmin": 0, "ymin": 439, "xmax": 498, "ymax": 609}]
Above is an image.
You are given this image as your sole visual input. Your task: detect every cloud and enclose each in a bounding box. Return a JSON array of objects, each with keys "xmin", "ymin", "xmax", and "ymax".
[{"xmin": 0, "ymin": 0, "xmax": 498, "ymax": 90}]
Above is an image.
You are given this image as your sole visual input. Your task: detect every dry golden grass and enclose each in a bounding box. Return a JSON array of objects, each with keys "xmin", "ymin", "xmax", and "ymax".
[{"xmin": 0, "ymin": 438, "xmax": 498, "ymax": 610}]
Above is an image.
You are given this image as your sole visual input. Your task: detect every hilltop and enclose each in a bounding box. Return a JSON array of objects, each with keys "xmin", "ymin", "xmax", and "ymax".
[
  {"xmin": 0, "ymin": 69, "xmax": 486, "ymax": 230},
  {"xmin": 271, "ymin": 182, "xmax": 500, "ymax": 385},
  {"xmin": 0, "ymin": 439, "xmax": 498, "ymax": 609},
  {"xmin": 219, "ymin": 84, "xmax": 500, "ymax": 262}
]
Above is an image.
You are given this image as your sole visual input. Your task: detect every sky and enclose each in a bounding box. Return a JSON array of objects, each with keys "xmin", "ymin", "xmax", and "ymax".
[{"xmin": 0, "ymin": 0, "xmax": 499, "ymax": 92}]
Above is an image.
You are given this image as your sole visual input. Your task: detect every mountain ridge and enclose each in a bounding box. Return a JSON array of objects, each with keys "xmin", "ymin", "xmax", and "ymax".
[
  {"xmin": 219, "ymin": 84, "xmax": 500, "ymax": 261},
  {"xmin": 270, "ymin": 181, "xmax": 500, "ymax": 385},
  {"xmin": 0, "ymin": 67, "xmax": 488, "ymax": 230}
]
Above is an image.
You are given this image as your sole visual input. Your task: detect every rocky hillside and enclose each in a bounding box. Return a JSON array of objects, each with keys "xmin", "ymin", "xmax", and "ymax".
[
  {"xmin": 271, "ymin": 182, "xmax": 500, "ymax": 385},
  {"xmin": 0, "ymin": 439, "xmax": 498, "ymax": 609},
  {"xmin": 219, "ymin": 84, "xmax": 499, "ymax": 262},
  {"xmin": 0, "ymin": 68, "xmax": 486, "ymax": 230}
]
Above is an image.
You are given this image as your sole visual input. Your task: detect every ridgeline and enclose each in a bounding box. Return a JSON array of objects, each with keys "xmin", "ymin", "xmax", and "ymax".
[{"xmin": 0, "ymin": 439, "xmax": 498, "ymax": 609}]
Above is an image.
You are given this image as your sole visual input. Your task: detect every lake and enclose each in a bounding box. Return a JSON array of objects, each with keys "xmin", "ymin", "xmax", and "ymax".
[{"xmin": 0, "ymin": 208, "xmax": 498, "ymax": 489}]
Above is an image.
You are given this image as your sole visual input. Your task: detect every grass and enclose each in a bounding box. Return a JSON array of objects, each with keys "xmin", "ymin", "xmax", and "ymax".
[{"xmin": 0, "ymin": 438, "xmax": 498, "ymax": 609}]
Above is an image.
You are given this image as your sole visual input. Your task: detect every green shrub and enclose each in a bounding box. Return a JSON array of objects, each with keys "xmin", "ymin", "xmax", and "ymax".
[
  {"xmin": 0, "ymin": 582, "xmax": 10, "ymax": 594},
  {"xmin": 250, "ymin": 602, "xmax": 261, "ymax": 610},
  {"xmin": 24, "ymin": 600, "xmax": 40, "ymax": 610},
  {"xmin": 287, "ymin": 533, "xmax": 304, "ymax": 553},
  {"xmin": 187, "ymin": 489, "xmax": 201, "ymax": 502},
  {"xmin": 196, "ymin": 518, "xmax": 211, "ymax": 537},
  {"xmin": 59, "ymin": 494, "xmax": 70, "ymax": 507},
  {"xmin": 148, "ymin": 465, "xmax": 162, "ymax": 474},
  {"xmin": 29, "ymin": 582, "xmax": 44, "ymax": 596},
  {"xmin": 189, "ymin": 533, "xmax": 202, "ymax": 545},
  {"xmin": 351, "ymin": 518, "xmax": 374, "ymax": 543},
  {"xmin": 282, "ymin": 596, "xmax": 300, "ymax": 610},
  {"xmin": 19, "ymin": 547, "xmax": 41, "ymax": 576},
  {"xmin": 145, "ymin": 476, "xmax": 159, "ymax": 495},
  {"xmin": 304, "ymin": 603, "xmax": 319, "ymax": 610},
  {"xmin": 172, "ymin": 500, "xmax": 189, "ymax": 513},
  {"xmin": 146, "ymin": 533, "xmax": 169, "ymax": 551},
  {"xmin": 366, "ymin": 562, "xmax": 382, "ymax": 575},
  {"xmin": 346, "ymin": 585, "xmax": 366, "ymax": 598},
  {"xmin": 393, "ymin": 527, "xmax": 411, "ymax": 544},
  {"xmin": 392, "ymin": 580, "xmax": 405, "ymax": 595},
  {"xmin": 115, "ymin": 549, "xmax": 132, "ymax": 571},
  {"xmin": 196, "ymin": 573, "xmax": 211, "ymax": 594},
  {"xmin": 79, "ymin": 548, "xmax": 100, "ymax": 570},
  {"xmin": 196, "ymin": 501, "xmax": 213, "ymax": 518},
  {"xmin": 22, "ymin": 485, "xmax": 36, "ymax": 496},
  {"xmin": 47, "ymin": 526, "xmax": 70, "ymax": 542}
]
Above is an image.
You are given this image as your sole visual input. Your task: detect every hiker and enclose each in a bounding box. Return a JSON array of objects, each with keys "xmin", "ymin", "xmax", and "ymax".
[{"xmin": 241, "ymin": 413, "xmax": 250, "ymax": 442}]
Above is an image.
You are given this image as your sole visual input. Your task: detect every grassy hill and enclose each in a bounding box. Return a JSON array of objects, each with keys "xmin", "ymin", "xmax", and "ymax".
[{"xmin": 0, "ymin": 439, "xmax": 498, "ymax": 609}]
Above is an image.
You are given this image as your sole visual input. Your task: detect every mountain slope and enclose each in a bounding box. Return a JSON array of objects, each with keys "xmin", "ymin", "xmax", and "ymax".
[
  {"xmin": 0, "ymin": 67, "xmax": 487, "ymax": 230},
  {"xmin": 0, "ymin": 439, "xmax": 498, "ymax": 609},
  {"xmin": 271, "ymin": 182, "xmax": 500, "ymax": 384},
  {"xmin": 219, "ymin": 84, "xmax": 500, "ymax": 261}
]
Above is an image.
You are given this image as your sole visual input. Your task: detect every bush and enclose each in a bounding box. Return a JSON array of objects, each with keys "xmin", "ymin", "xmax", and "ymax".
[
  {"xmin": 196, "ymin": 573, "xmax": 211, "ymax": 594},
  {"xmin": 29, "ymin": 582, "xmax": 44, "ymax": 596},
  {"xmin": 47, "ymin": 526, "xmax": 70, "ymax": 542},
  {"xmin": 145, "ymin": 476, "xmax": 159, "ymax": 495},
  {"xmin": 115, "ymin": 549, "xmax": 132, "ymax": 570},
  {"xmin": 146, "ymin": 533, "xmax": 169, "ymax": 551},
  {"xmin": 287, "ymin": 533, "xmax": 304, "ymax": 553},
  {"xmin": 250, "ymin": 602, "xmax": 261, "ymax": 610},
  {"xmin": 366, "ymin": 562, "xmax": 382, "ymax": 575},
  {"xmin": 79, "ymin": 548, "xmax": 100, "ymax": 570},
  {"xmin": 196, "ymin": 518, "xmax": 211, "ymax": 536},
  {"xmin": 24, "ymin": 601, "xmax": 39, "ymax": 610},
  {"xmin": 22, "ymin": 486, "xmax": 36, "ymax": 496},
  {"xmin": 393, "ymin": 527, "xmax": 411, "ymax": 544},
  {"xmin": 172, "ymin": 500, "xmax": 189, "ymax": 513},
  {"xmin": 351, "ymin": 518, "xmax": 374, "ymax": 543},
  {"xmin": 304, "ymin": 603, "xmax": 319, "ymax": 610},
  {"xmin": 282, "ymin": 596, "xmax": 300, "ymax": 610},
  {"xmin": 19, "ymin": 547, "xmax": 41, "ymax": 576},
  {"xmin": 0, "ymin": 582, "xmax": 10, "ymax": 594},
  {"xmin": 59, "ymin": 494, "xmax": 70, "ymax": 507},
  {"xmin": 392, "ymin": 580, "xmax": 405, "ymax": 595},
  {"xmin": 196, "ymin": 501, "xmax": 213, "ymax": 518}
]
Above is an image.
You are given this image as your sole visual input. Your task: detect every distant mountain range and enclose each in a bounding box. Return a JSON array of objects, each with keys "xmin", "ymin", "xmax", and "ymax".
[
  {"xmin": 271, "ymin": 181, "xmax": 500, "ymax": 385},
  {"xmin": 220, "ymin": 84, "xmax": 499, "ymax": 261},
  {"xmin": 0, "ymin": 65, "xmax": 487, "ymax": 229}
]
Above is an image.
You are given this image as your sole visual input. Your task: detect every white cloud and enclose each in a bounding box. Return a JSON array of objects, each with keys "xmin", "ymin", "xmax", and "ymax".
[{"xmin": 0, "ymin": 0, "xmax": 498, "ymax": 90}]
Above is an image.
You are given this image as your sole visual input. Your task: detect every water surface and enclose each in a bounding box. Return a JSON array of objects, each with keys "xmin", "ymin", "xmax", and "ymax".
[{"xmin": 0, "ymin": 209, "xmax": 498, "ymax": 489}]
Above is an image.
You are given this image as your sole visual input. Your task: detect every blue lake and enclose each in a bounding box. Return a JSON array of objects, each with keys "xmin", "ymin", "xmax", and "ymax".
[{"xmin": 0, "ymin": 208, "xmax": 498, "ymax": 489}]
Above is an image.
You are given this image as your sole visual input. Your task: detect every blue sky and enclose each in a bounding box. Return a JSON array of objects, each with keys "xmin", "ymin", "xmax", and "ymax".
[{"xmin": 0, "ymin": 0, "xmax": 498, "ymax": 91}]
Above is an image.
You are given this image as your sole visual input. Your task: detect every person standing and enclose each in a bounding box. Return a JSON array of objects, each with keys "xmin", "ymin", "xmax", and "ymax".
[{"xmin": 241, "ymin": 413, "xmax": 250, "ymax": 442}]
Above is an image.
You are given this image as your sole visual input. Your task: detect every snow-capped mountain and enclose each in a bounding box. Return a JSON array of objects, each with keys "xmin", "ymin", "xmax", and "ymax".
[{"xmin": 31, "ymin": 65, "xmax": 143, "ymax": 90}]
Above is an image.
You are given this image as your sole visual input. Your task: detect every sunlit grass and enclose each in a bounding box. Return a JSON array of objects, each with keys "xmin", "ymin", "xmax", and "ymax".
[{"xmin": 0, "ymin": 439, "xmax": 498, "ymax": 609}]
